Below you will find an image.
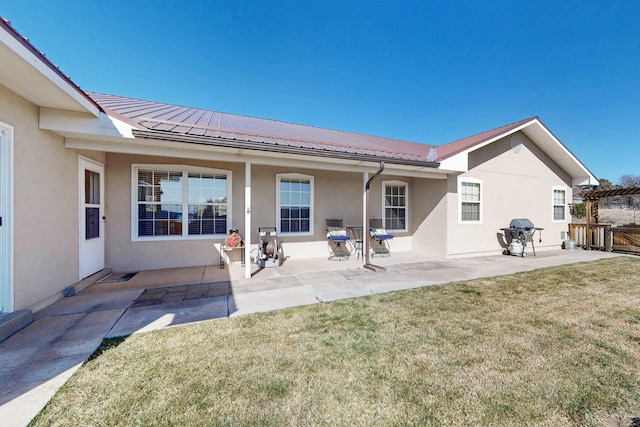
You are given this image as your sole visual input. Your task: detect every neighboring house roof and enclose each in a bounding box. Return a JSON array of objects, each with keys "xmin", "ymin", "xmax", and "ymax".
[
  {"xmin": 89, "ymin": 92, "xmax": 440, "ymax": 168},
  {"xmin": 0, "ymin": 18, "xmax": 101, "ymax": 115}
]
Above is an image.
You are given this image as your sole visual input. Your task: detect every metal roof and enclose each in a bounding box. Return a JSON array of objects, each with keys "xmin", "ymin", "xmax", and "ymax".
[
  {"xmin": 89, "ymin": 92, "xmax": 439, "ymax": 167},
  {"xmin": 86, "ymin": 93, "xmax": 596, "ymax": 183},
  {"xmin": 0, "ymin": 17, "xmax": 103, "ymax": 114},
  {"xmin": 435, "ymin": 117, "xmax": 538, "ymax": 161}
]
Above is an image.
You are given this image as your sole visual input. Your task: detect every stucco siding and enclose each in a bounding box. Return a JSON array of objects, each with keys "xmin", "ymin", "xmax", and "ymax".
[
  {"xmin": 411, "ymin": 178, "xmax": 448, "ymax": 256},
  {"xmin": 104, "ymin": 156, "xmax": 433, "ymax": 270},
  {"xmin": 0, "ymin": 84, "xmax": 103, "ymax": 310},
  {"xmin": 446, "ymin": 132, "xmax": 571, "ymax": 256},
  {"xmin": 105, "ymin": 154, "xmax": 245, "ymax": 271}
]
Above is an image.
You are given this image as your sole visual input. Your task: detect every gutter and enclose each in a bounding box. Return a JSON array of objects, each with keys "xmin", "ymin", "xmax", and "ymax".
[
  {"xmin": 132, "ymin": 129, "xmax": 440, "ymax": 169},
  {"xmin": 364, "ymin": 162, "xmax": 385, "ymax": 269}
]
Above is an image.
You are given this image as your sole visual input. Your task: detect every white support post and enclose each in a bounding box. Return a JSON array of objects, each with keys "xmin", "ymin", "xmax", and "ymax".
[
  {"xmin": 362, "ymin": 172, "xmax": 368, "ymax": 263},
  {"xmin": 244, "ymin": 162, "xmax": 252, "ymax": 279}
]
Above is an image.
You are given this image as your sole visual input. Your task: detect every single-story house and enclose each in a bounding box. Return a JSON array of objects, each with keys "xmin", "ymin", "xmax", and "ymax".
[{"xmin": 0, "ymin": 18, "xmax": 598, "ymax": 315}]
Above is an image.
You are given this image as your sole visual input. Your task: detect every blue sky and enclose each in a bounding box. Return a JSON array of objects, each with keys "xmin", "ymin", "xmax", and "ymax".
[{"xmin": 2, "ymin": 1, "xmax": 639, "ymax": 183}]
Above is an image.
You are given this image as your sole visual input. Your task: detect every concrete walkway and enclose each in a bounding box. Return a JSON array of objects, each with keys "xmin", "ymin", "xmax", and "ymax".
[{"xmin": 0, "ymin": 249, "xmax": 623, "ymax": 426}]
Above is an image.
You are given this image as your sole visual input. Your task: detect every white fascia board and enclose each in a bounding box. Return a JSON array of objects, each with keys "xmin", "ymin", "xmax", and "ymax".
[
  {"xmin": 438, "ymin": 120, "xmax": 535, "ymax": 172},
  {"xmin": 438, "ymin": 118, "xmax": 598, "ymax": 186},
  {"xmin": 437, "ymin": 153, "xmax": 467, "ymax": 171},
  {"xmin": 572, "ymin": 176, "xmax": 600, "ymax": 186},
  {"xmin": 0, "ymin": 28, "xmax": 99, "ymax": 116},
  {"xmin": 64, "ymin": 136, "xmax": 448, "ymax": 179},
  {"xmin": 40, "ymin": 108, "xmax": 134, "ymax": 139},
  {"xmin": 523, "ymin": 120, "xmax": 599, "ymax": 186}
]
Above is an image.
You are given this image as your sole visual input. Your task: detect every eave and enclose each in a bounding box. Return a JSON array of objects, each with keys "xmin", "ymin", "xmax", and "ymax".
[
  {"xmin": 132, "ymin": 128, "xmax": 441, "ymax": 169},
  {"xmin": 0, "ymin": 18, "xmax": 100, "ymax": 116},
  {"xmin": 438, "ymin": 118, "xmax": 599, "ymax": 186}
]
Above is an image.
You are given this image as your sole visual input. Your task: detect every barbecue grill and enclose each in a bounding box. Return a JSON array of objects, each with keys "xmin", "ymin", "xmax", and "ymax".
[{"xmin": 500, "ymin": 218, "xmax": 543, "ymax": 258}]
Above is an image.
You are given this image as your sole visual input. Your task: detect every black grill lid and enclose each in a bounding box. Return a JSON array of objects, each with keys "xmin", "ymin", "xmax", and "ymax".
[{"xmin": 509, "ymin": 218, "xmax": 535, "ymax": 229}]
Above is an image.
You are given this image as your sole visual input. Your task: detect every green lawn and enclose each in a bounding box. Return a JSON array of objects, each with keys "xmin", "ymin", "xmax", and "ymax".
[{"xmin": 32, "ymin": 257, "xmax": 640, "ymax": 426}]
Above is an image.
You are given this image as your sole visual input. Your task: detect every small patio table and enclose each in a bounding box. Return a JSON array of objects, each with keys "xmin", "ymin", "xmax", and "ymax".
[
  {"xmin": 219, "ymin": 243, "xmax": 245, "ymax": 268},
  {"xmin": 347, "ymin": 226, "xmax": 364, "ymax": 259}
]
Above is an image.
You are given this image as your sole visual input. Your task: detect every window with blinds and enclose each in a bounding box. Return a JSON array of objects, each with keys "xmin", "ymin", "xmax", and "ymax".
[
  {"xmin": 460, "ymin": 179, "xmax": 482, "ymax": 223},
  {"xmin": 278, "ymin": 174, "xmax": 313, "ymax": 235},
  {"xmin": 133, "ymin": 165, "xmax": 231, "ymax": 239},
  {"xmin": 383, "ymin": 181, "xmax": 408, "ymax": 231}
]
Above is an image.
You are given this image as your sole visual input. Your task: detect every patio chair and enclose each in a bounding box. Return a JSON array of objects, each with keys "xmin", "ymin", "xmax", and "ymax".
[
  {"xmin": 369, "ymin": 219, "xmax": 394, "ymax": 257},
  {"xmin": 326, "ymin": 219, "xmax": 350, "ymax": 260}
]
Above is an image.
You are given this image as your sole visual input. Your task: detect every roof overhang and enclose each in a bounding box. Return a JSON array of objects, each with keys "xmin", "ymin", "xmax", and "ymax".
[
  {"xmin": 438, "ymin": 118, "xmax": 599, "ymax": 186},
  {"xmin": 132, "ymin": 128, "xmax": 440, "ymax": 169},
  {"xmin": 0, "ymin": 19, "xmax": 100, "ymax": 116},
  {"xmin": 64, "ymin": 132, "xmax": 448, "ymax": 179},
  {"xmin": 42, "ymin": 108, "xmax": 446, "ymax": 179}
]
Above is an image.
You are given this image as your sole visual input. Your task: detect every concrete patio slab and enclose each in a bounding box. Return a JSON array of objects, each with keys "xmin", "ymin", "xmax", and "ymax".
[
  {"xmin": 306, "ymin": 280, "xmax": 373, "ymax": 302},
  {"xmin": 0, "ymin": 309, "xmax": 125, "ymax": 427},
  {"xmin": 106, "ymin": 296, "xmax": 230, "ymax": 338},
  {"xmin": 230, "ymin": 286, "xmax": 319, "ymax": 316},
  {"xmin": 34, "ymin": 289, "xmax": 142, "ymax": 320},
  {"xmin": 294, "ymin": 269, "xmax": 349, "ymax": 286},
  {"xmin": 245, "ymin": 275, "xmax": 303, "ymax": 292},
  {"xmin": 82, "ymin": 266, "xmax": 209, "ymax": 294}
]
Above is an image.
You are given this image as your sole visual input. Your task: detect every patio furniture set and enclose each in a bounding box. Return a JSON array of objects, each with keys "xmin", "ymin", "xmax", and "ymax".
[
  {"xmin": 218, "ymin": 219, "xmax": 395, "ymax": 268},
  {"xmin": 326, "ymin": 219, "xmax": 394, "ymax": 260}
]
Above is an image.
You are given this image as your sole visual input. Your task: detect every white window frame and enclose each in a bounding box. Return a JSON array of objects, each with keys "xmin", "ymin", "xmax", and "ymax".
[
  {"xmin": 459, "ymin": 177, "xmax": 483, "ymax": 224},
  {"xmin": 276, "ymin": 173, "xmax": 314, "ymax": 237},
  {"xmin": 382, "ymin": 180, "xmax": 408, "ymax": 232},
  {"xmin": 552, "ymin": 186, "xmax": 568, "ymax": 222},
  {"xmin": 131, "ymin": 164, "xmax": 232, "ymax": 241}
]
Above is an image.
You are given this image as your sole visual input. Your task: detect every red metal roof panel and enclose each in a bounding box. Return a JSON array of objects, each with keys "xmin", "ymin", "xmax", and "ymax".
[{"xmin": 90, "ymin": 92, "xmax": 437, "ymax": 162}]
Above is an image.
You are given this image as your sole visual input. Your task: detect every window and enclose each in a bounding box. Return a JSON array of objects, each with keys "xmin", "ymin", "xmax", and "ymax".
[
  {"xmin": 85, "ymin": 170, "xmax": 101, "ymax": 240},
  {"xmin": 383, "ymin": 181, "xmax": 408, "ymax": 231},
  {"xmin": 459, "ymin": 178, "xmax": 482, "ymax": 223},
  {"xmin": 277, "ymin": 174, "xmax": 313, "ymax": 235},
  {"xmin": 553, "ymin": 187, "xmax": 567, "ymax": 221},
  {"xmin": 133, "ymin": 165, "xmax": 231, "ymax": 240}
]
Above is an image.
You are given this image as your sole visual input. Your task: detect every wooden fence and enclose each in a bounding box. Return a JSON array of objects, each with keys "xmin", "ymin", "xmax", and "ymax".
[
  {"xmin": 612, "ymin": 226, "xmax": 640, "ymax": 254},
  {"xmin": 568, "ymin": 224, "xmax": 640, "ymax": 254}
]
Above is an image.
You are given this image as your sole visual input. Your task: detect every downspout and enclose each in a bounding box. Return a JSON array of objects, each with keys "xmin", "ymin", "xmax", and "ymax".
[{"xmin": 364, "ymin": 162, "xmax": 384, "ymax": 267}]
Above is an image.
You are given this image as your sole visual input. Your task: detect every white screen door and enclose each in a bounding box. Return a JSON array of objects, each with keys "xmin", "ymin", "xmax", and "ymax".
[{"xmin": 79, "ymin": 157, "xmax": 105, "ymax": 279}]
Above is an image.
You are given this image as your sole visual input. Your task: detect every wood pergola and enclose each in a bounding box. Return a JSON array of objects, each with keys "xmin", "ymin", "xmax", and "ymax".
[
  {"xmin": 574, "ymin": 187, "xmax": 640, "ymax": 253},
  {"xmin": 582, "ymin": 187, "xmax": 640, "ymax": 224}
]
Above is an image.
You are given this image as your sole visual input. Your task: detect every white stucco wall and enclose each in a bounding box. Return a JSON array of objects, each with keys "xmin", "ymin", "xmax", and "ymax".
[
  {"xmin": 445, "ymin": 132, "xmax": 571, "ymax": 257},
  {"xmin": 104, "ymin": 156, "xmax": 433, "ymax": 271},
  {"xmin": 0, "ymin": 83, "xmax": 104, "ymax": 311},
  {"xmin": 411, "ymin": 178, "xmax": 449, "ymax": 256}
]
